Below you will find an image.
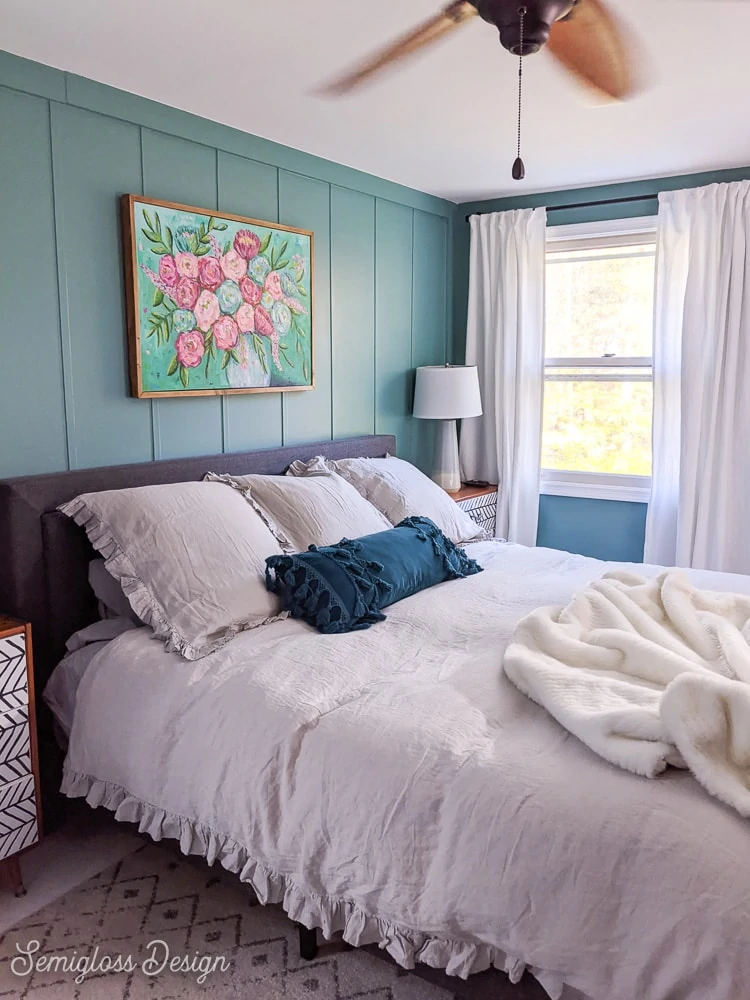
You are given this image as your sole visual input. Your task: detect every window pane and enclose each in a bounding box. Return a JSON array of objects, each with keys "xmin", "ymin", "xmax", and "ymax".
[
  {"xmin": 546, "ymin": 244, "xmax": 655, "ymax": 358},
  {"xmin": 542, "ymin": 378, "xmax": 653, "ymax": 476}
]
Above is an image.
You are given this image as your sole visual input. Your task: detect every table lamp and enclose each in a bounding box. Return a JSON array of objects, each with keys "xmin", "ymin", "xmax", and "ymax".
[{"xmin": 413, "ymin": 365, "xmax": 482, "ymax": 493}]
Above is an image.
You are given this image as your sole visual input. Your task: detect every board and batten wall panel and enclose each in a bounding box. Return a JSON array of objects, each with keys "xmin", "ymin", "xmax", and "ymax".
[
  {"xmin": 278, "ymin": 171, "xmax": 333, "ymax": 447},
  {"xmin": 331, "ymin": 187, "xmax": 376, "ymax": 441},
  {"xmin": 412, "ymin": 211, "xmax": 450, "ymax": 472},
  {"xmin": 50, "ymin": 103, "xmax": 151, "ymax": 470},
  {"xmin": 0, "ymin": 90, "xmax": 67, "ymax": 476},
  {"xmin": 375, "ymin": 200, "xmax": 414, "ymax": 464},
  {"xmin": 0, "ymin": 51, "xmax": 454, "ymax": 480}
]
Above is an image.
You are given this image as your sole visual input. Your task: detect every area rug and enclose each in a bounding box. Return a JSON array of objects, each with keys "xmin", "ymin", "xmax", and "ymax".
[{"xmin": 0, "ymin": 840, "xmax": 545, "ymax": 999}]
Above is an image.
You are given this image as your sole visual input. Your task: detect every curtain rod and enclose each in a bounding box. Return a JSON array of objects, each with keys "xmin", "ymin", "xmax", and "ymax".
[{"xmin": 464, "ymin": 192, "xmax": 657, "ymax": 224}]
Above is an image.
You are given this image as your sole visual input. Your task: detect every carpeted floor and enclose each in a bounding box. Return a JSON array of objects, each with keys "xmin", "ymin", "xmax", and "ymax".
[{"xmin": 0, "ymin": 839, "xmax": 546, "ymax": 999}]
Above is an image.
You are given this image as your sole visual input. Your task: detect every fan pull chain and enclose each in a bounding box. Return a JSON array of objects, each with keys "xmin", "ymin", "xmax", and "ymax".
[{"xmin": 512, "ymin": 5, "xmax": 527, "ymax": 181}]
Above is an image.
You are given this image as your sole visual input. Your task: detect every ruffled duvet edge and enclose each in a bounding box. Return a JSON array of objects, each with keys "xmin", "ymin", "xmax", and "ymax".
[{"xmin": 60, "ymin": 766, "xmax": 566, "ymax": 998}]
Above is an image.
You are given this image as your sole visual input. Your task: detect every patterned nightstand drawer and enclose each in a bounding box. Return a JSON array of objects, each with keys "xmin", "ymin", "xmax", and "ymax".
[
  {"xmin": 0, "ymin": 620, "xmax": 39, "ymax": 893},
  {"xmin": 0, "ymin": 771, "xmax": 38, "ymax": 860},
  {"xmin": 455, "ymin": 487, "xmax": 498, "ymax": 537},
  {"xmin": 0, "ymin": 705, "xmax": 32, "ymax": 784},
  {"xmin": 0, "ymin": 633, "xmax": 28, "ymax": 710}
]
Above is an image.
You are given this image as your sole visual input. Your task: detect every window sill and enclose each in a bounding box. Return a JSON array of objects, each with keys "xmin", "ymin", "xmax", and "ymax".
[{"xmin": 540, "ymin": 473, "xmax": 651, "ymax": 504}]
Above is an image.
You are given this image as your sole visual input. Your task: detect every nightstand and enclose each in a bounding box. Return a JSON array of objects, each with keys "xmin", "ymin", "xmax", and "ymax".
[
  {"xmin": 453, "ymin": 484, "xmax": 498, "ymax": 537},
  {"xmin": 0, "ymin": 616, "xmax": 41, "ymax": 897}
]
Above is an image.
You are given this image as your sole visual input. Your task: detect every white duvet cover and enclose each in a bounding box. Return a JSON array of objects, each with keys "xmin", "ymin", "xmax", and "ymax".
[{"xmin": 62, "ymin": 542, "xmax": 750, "ymax": 1000}]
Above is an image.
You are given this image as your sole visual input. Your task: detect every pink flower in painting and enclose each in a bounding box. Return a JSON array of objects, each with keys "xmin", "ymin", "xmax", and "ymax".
[
  {"xmin": 194, "ymin": 290, "xmax": 220, "ymax": 332},
  {"xmin": 220, "ymin": 249, "xmax": 246, "ymax": 282},
  {"xmin": 264, "ymin": 271, "xmax": 283, "ymax": 301},
  {"xmin": 236, "ymin": 303, "xmax": 255, "ymax": 334},
  {"xmin": 198, "ymin": 256, "xmax": 222, "ymax": 291},
  {"xmin": 254, "ymin": 305, "xmax": 274, "ymax": 338},
  {"xmin": 239, "ymin": 277, "xmax": 263, "ymax": 306},
  {"xmin": 233, "ymin": 230, "xmax": 261, "ymax": 260},
  {"xmin": 158, "ymin": 254, "xmax": 179, "ymax": 287},
  {"xmin": 213, "ymin": 315, "xmax": 239, "ymax": 351},
  {"xmin": 174, "ymin": 277, "xmax": 200, "ymax": 310},
  {"xmin": 270, "ymin": 332, "xmax": 282, "ymax": 373},
  {"xmin": 175, "ymin": 330, "xmax": 204, "ymax": 368},
  {"xmin": 209, "ymin": 234, "xmax": 222, "ymax": 258},
  {"xmin": 284, "ymin": 295, "xmax": 308, "ymax": 316},
  {"xmin": 175, "ymin": 252, "xmax": 199, "ymax": 279},
  {"xmin": 139, "ymin": 263, "xmax": 174, "ymax": 296}
]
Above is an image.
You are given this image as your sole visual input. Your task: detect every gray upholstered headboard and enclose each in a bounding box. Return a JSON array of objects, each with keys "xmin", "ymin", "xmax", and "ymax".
[{"xmin": 0, "ymin": 435, "xmax": 395, "ymax": 690}]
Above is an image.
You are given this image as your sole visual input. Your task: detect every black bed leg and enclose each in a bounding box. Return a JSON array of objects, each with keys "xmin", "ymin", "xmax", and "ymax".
[{"xmin": 298, "ymin": 923, "xmax": 319, "ymax": 961}]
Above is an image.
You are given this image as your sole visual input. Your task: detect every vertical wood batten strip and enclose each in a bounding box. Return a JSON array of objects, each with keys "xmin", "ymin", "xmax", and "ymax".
[
  {"xmin": 48, "ymin": 98, "xmax": 73, "ymax": 471},
  {"xmin": 50, "ymin": 101, "xmax": 77, "ymax": 470},
  {"xmin": 138, "ymin": 125, "xmax": 158, "ymax": 461}
]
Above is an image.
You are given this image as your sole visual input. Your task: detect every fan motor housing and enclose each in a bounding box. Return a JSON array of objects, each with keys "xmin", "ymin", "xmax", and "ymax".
[{"xmin": 474, "ymin": 0, "xmax": 578, "ymax": 54}]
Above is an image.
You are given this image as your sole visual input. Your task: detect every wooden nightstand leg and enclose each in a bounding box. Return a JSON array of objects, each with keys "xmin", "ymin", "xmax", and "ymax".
[{"xmin": 1, "ymin": 856, "xmax": 27, "ymax": 897}]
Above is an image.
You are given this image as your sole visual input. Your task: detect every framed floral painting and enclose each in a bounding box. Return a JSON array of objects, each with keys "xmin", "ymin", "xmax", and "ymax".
[{"xmin": 121, "ymin": 195, "xmax": 314, "ymax": 397}]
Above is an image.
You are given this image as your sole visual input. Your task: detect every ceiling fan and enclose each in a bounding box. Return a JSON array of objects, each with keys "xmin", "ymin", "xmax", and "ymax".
[{"xmin": 322, "ymin": 0, "xmax": 635, "ymax": 180}]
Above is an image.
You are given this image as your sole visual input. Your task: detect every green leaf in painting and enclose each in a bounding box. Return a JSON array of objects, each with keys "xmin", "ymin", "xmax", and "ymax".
[
  {"xmin": 229, "ymin": 349, "xmax": 241, "ymax": 364},
  {"xmin": 204, "ymin": 354, "xmax": 211, "ymax": 379},
  {"xmin": 278, "ymin": 240, "xmax": 288, "ymax": 259},
  {"xmin": 213, "ymin": 222, "xmax": 228, "ymax": 232},
  {"xmin": 179, "ymin": 365, "xmax": 189, "ymax": 388},
  {"xmin": 221, "ymin": 351, "xmax": 232, "ymax": 370},
  {"xmin": 274, "ymin": 258, "xmax": 290, "ymax": 271},
  {"xmin": 224, "ymin": 240, "xmax": 232, "ymax": 254},
  {"xmin": 153, "ymin": 288, "xmax": 164, "ymax": 307},
  {"xmin": 143, "ymin": 209, "xmax": 154, "ymax": 230},
  {"xmin": 298, "ymin": 286, "xmax": 308, "ymax": 297},
  {"xmin": 303, "ymin": 361, "xmax": 310, "ymax": 382},
  {"xmin": 165, "ymin": 227, "xmax": 174, "ymax": 254},
  {"xmin": 166, "ymin": 355, "xmax": 179, "ymax": 377},
  {"xmin": 195, "ymin": 246, "xmax": 209, "ymax": 256},
  {"xmin": 207, "ymin": 217, "xmax": 215, "ymax": 231},
  {"xmin": 259, "ymin": 233, "xmax": 271, "ymax": 253}
]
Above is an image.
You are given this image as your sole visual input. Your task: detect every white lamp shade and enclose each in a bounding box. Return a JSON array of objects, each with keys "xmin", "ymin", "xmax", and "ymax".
[{"xmin": 413, "ymin": 365, "xmax": 483, "ymax": 420}]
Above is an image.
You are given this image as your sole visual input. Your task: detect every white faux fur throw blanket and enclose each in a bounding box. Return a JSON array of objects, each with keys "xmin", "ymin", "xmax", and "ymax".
[{"xmin": 504, "ymin": 571, "xmax": 750, "ymax": 816}]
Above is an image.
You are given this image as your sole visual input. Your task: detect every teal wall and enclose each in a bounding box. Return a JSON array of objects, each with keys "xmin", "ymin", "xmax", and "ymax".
[
  {"xmin": 456, "ymin": 164, "xmax": 750, "ymax": 562},
  {"xmin": 0, "ymin": 51, "xmax": 454, "ymax": 479}
]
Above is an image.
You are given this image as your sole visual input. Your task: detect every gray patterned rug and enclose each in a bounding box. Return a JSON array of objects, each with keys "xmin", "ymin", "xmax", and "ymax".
[{"xmin": 0, "ymin": 840, "xmax": 545, "ymax": 999}]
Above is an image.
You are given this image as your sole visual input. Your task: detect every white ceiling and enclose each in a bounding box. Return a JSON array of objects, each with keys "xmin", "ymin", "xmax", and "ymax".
[{"xmin": 2, "ymin": 0, "xmax": 749, "ymax": 203}]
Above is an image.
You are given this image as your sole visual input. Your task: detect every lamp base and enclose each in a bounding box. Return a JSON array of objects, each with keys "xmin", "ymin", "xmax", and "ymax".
[{"xmin": 431, "ymin": 419, "xmax": 461, "ymax": 493}]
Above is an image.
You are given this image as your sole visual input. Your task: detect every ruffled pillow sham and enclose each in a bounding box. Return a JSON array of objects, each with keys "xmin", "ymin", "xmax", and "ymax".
[
  {"xmin": 204, "ymin": 470, "xmax": 391, "ymax": 552},
  {"xmin": 287, "ymin": 455, "xmax": 486, "ymax": 544},
  {"xmin": 60, "ymin": 481, "xmax": 286, "ymax": 660},
  {"xmin": 265, "ymin": 516, "xmax": 483, "ymax": 634}
]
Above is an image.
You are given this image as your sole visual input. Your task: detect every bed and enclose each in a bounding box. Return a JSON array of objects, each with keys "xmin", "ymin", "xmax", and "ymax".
[{"xmin": 1, "ymin": 436, "xmax": 748, "ymax": 1000}]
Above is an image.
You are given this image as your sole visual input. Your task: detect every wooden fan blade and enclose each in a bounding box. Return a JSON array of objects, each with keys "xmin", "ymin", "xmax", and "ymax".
[
  {"xmin": 320, "ymin": 1, "xmax": 478, "ymax": 95},
  {"xmin": 547, "ymin": 0, "xmax": 635, "ymax": 100}
]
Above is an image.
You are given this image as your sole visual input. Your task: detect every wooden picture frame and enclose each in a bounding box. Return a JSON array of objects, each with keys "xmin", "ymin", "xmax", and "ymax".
[{"xmin": 121, "ymin": 194, "xmax": 314, "ymax": 398}]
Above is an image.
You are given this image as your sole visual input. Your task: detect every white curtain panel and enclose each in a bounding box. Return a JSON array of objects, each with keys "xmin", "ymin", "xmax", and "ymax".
[
  {"xmin": 645, "ymin": 181, "xmax": 750, "ymax": 572},
  {"xmin": 459, "ymin": 208, "xmax": 547, "ymax": 545}
]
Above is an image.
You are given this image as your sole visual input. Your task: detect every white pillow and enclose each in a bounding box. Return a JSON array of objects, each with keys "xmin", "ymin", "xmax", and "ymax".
[
  {"xmin": 60, "ymin": 481, "xmax": 286, "ymax": 660},
  {"xmin": 288, "ymin": 456, "xmax": 485, "ymax": 544},
  {"xmin": 205, "ymin": 471, "xmax": 391, "ymax": 551}
]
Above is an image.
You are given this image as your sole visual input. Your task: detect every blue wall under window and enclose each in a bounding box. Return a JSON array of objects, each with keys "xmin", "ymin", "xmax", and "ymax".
[
  {"xmin": 0, "ymin": 51, "xmax": 454, "ymax": 479},
  {"xmin": 455, "ymin": 165, "xmax": 750, "ymax": 563}
]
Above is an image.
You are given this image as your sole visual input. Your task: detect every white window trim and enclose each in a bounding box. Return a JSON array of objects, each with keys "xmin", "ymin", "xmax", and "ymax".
[
  {"xmin": 540, "ymin": 470, "xmax": 651, "ymax": 504},
  {"xmin": 542, "ymin": 216, "xmax": 657, "ymax": 503}
]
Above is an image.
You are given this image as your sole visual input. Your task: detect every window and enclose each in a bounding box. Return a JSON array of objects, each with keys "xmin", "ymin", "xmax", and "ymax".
[{"xmin": 541, "ymin": 217, "xmax": 656, "ymax": 502}]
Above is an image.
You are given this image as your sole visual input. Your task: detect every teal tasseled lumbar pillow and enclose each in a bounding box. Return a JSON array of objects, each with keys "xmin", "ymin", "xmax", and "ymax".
[{"xmin": 265, "ymin": 516, "xmax": 483, "ymax": 634}]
